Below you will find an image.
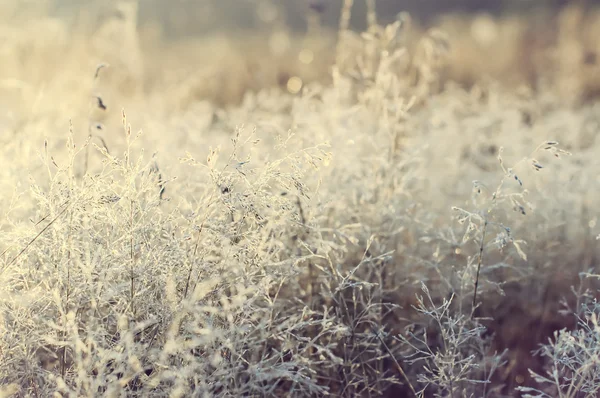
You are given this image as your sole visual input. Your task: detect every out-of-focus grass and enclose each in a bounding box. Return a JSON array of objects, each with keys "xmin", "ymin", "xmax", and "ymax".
[{"xmin": 0, "ymin": 1, "xmax": 599, "ymax": 397}]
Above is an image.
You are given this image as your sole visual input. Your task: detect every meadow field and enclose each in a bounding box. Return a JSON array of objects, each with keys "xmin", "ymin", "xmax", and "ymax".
[{"xmin": 0, "ymin": 1, "xmax": 599, "ymax": 397}]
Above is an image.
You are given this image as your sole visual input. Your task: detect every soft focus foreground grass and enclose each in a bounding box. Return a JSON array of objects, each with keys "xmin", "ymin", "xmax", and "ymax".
[{"xmin": 0, "ymin": 2, "xmax": 599, "ymax": 397}]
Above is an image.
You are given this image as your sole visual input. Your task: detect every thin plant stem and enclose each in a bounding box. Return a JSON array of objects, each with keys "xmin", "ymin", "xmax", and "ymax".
[
  {"xmin": 377, "ymin": 331, "xmax": 417, "ymax": 398},
  {"xmin": 472, "ymin": 219, "xmax": 488, "ymax": 317},
  {"xmin": 4, "ymin": 201, "xmax": 70, "ymax": 270}
]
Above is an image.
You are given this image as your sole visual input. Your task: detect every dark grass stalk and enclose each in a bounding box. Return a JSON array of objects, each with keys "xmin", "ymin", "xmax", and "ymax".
[
  {"xmin": 377, "ymin": 259, "xmax": 385, "ymax": 394},
  {"xmin": 4, "ymin": 201, "xmax": 70, "ymax": 270},
  {"xmin": 472, "ymin": 219, "xmax": 488, "ymax": 317},
  {"xmin": 376, "ymin": 331, "xmax": 416, "ymax": 397}
]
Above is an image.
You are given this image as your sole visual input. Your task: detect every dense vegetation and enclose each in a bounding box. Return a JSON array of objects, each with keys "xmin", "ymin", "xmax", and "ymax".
[{"xmin": 0, "ymin": 1, "xmax": 599, "ymax": 397}]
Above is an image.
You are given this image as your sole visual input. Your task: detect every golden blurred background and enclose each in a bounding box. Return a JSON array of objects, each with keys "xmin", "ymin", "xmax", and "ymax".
[{"xmin": 1, "ymin": 0, "xmax": 599, "ymax": 112}]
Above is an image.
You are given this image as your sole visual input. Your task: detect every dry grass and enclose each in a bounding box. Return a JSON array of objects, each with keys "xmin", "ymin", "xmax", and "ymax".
[{"xmin": 1, "ymin": 1, "xmax": 599, "ymax": 397}]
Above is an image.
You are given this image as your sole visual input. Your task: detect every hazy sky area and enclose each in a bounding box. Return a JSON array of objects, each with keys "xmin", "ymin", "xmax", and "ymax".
[{"xmin": 19, "ymin": 0, "xmax": 595, "ymax": 38}]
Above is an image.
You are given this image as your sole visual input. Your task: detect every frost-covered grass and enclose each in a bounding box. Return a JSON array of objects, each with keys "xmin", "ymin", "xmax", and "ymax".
[{"xmin": 1, "ymin": 1, "xmax": 599, "ymax": 397}]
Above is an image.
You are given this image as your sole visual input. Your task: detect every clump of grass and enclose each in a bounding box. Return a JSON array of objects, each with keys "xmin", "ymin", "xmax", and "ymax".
[
  {"xmin": 451, "ymin": 140, "xmax": 572, "ymax": 314},
  {"xmin": 518, "ymin": 291, "xmax": 600, "ymax": 398},
  {"xmin": 396, "ymin": 283, "xmax": 506, "ymax": 397}
]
